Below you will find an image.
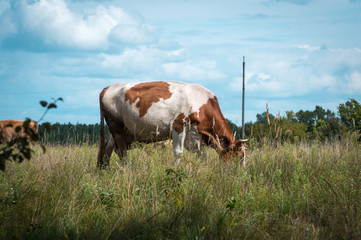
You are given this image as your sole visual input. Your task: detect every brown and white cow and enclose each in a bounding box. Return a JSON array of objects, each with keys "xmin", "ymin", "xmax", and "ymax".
[
  {"xmin": 0, "ymin": 120, "xmax": 39, "ymax": 143},
  {"xmin": 97, "ymin": 81, "xmax": 247, "ymax": 168}
]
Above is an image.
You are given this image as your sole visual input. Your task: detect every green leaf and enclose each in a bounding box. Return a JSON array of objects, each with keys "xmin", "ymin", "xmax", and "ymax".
[
  {"xmin": 40, "ymin": 101, "xmax": 48, "ymax": 107},
  {"xmin": 47, "ymin": 103, "xmax": 57, "ymax": 109}
]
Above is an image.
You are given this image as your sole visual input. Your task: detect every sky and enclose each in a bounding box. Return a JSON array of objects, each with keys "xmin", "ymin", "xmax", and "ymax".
[{"xmin": 0, "ymin": 0, "xmax": 361, "ymax": 125}]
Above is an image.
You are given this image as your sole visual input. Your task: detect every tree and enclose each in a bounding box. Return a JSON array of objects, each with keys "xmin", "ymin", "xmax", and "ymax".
[
  {"xmin": 285, "ymin": 111, "xmax": 298, "ymax": 123},
  {"xmin": 296, "ymin": 110, "xmax": 315, "ymax": 133},
  {"xmin": 315, "ymin": 117, "xmax": 345, "ymax": 141},
  {"xmin": 256, "ymin": 112, "xmax": 275, "ymax": 125},
  {"xmin": 338, "ymin": 98, "xmax": 361, "ymax": 132}
]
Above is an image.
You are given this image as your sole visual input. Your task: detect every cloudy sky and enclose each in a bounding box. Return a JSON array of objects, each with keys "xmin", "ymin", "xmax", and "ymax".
[{"xmin": 1, "ymin": 0, "xmax": 360, "ymax": 125}]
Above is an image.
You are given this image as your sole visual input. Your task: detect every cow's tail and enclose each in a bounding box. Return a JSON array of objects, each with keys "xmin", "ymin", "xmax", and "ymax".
[{"xmin": 97, "ymin": 107, "xmax": 105, "ymax": 168}]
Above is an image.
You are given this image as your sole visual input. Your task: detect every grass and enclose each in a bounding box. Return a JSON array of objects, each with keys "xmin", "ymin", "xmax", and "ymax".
[{"xmin": 0, "ymin": 138, "xmax": 360, "ymax": 239}]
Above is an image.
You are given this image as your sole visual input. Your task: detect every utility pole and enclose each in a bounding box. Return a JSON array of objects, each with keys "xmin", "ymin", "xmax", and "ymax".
[{"xmin": 241, "ymin": 56, "xmax": 245, "ymax": 139}]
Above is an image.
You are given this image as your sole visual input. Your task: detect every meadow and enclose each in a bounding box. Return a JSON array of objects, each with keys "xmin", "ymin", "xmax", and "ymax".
[{"xmin": 1, "ymin": 136, "xmax": 360, "ymax": 239}]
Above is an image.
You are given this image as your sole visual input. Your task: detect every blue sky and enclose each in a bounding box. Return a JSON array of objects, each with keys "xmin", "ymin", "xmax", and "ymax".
[{"xmin": 1, "ymin": 0, "xmax": 360, "ymax": 125}]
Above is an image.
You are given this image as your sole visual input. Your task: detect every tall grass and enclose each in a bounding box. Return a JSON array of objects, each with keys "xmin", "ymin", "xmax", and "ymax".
[{"xmin": 1, "ymin": 137, "xmax": 360, "ymax": 239}]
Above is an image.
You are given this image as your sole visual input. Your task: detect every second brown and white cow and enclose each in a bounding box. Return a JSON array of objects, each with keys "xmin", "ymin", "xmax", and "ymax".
[
  {"xmin": 0, "ymin": 120, "xmax": 38, "ymax": 143},
  {"xmin": 97, "ymin": 81, "xmax": 247, "ymax": 168}
]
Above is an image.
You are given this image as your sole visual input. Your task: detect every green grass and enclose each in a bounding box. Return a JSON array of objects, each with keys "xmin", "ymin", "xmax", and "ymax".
[{"xmin": 1, "ymin": 138, "xmax": 360, "ymax": 239}]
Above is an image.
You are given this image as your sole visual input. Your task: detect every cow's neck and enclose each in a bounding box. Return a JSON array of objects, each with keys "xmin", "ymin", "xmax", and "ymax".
[
  {"xmin": 213, "ymin": 117, "xmax": 237, "ymax": 151},
  {"xmin": 194, "ymin": 96, "xmax": 237, "ymax": 152}
]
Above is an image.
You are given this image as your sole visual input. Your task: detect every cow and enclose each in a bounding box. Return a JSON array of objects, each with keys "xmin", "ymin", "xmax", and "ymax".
[
  {"xmin": 97, "ymin": 81, "xmax": 247, "ymax": 168},
  {"xmin": 0, "ymin": 120, "xmax": 39, "ymax": 143}
]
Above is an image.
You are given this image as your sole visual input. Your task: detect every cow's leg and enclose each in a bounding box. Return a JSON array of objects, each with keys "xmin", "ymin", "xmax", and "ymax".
[
  {"xmin": 112, "ymin": 132, "xmax": 128, "ymax": 161},
  {"xmin": 102, "ymin": 134, "xmax": 115, "ymax": 167},
  {"xmin": 105, "ymin": 117, "xmax": 131, "ymax": 165},
  {"xmin": 185, "ymin": 128, "xmax": 202, "ymax": 157},
  {"xmin": 171, "ymin": 127, "xmax": 187, "ymax": 168}
]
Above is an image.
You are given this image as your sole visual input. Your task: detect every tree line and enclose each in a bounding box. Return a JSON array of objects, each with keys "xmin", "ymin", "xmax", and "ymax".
[
  {"xmin": 39, "ymin": 123, "xmax": 109, "ymax": 145},
  {"xmin": 40, "ymin": 98, "xmax": 361, "ymax": 145}
]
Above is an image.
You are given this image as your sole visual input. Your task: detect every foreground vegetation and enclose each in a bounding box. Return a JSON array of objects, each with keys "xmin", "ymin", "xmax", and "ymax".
[{"xmin": 1, "ymin": 135, "xmax": 360, "ymax": 239}]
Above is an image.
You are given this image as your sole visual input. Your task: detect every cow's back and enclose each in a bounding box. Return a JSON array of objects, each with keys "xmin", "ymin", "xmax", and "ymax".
[
  {"xmin": 0, "ymin": 120, "xmax": 38, "ymax": 143},
  {"xmin": 0, "ymin": 120, "xmax": 21, "ymax": 142},
  {"xmin": 101, "ymin": 81, "xmax": 214, "ymax": 142}
]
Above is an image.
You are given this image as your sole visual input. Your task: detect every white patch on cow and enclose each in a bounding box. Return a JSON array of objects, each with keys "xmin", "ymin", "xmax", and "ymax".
[
  {"xmin": 172, "ymin": 128, "xmax": 186, "ymax": 167},
  {"xmin": 102, "ymin": 83, "xmax": 128, "ymax": 119},
  {"xmin": 168, "ymin": 81, "xmax": 213, "ymax": 118},
  {"xmin": 133, "ymin": 97, "xmax": 141, "ymax": 106}
]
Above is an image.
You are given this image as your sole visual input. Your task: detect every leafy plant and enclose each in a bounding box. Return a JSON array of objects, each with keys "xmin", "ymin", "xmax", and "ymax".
[{"xmin": 161, "ymin": 167, "xmax": 188, "ymax": 207}]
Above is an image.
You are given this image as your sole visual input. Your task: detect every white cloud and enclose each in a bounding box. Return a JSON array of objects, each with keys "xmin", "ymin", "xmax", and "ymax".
[
  {"xmin": 258, "ymin": 73, "xmax": 272, "ymax": 81},
  {"xmin": 17, "ymin": 0, "xmax": 158, "ymax": 50},
  {"xmin": 346, "ymin": 71, "xmax": 361, "ymax": 94},
  {"xmin": 101, "ymin": 46, "xmax": 224, "ymax": 81},
  {"xmin": 103, "ymin": 46, "xmax": 185, "ymax": 68},
  {"xmin": 102, "ymin": 47, "xmax": 159, "ymax": 73},
  {"xmin": 101, "ymin": 46, "xmax": 187, "ymax": 74},
  {"xmin": 21, "ymin": 0, "xmax": 109, "ymax": 49},
  {"xmin": 228, "ymin": 70, "xmax": 305, "ymax": 98},
  {"xmin": 227, "ymin": 45, "xmax": 361, "ymax": 99},
  {"xmin": 310, "ymin": 74, "xmax": 337, "ymax": 89},
  {"xmin": 247, "ymin": 75, "xmax": 287, "ymax": 95},
  {"xmin": 162, "ymin": 61, "xmax": 225, "ymax": 81},
  {"xmin": 157, "ymin": 39, "xmax": 181, "ymax": 50},
  {"xmin": 110, "ymin": 23, "xmax": 159, "ymax": 45},
  {"xmin": 294, "ymin": 44, "xmax": 320, "ymax": 51}
]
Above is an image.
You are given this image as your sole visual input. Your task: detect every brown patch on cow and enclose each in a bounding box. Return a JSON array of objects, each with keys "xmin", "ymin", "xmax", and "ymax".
[
  {"xmin": 124, "ymin": 82, "xmax": 172, "ymax": 117},
  {"xmin": 99, "ymin": 86, "xmax": 109, "ymax": 110},
  {"xmin": 172, "ymin": 113, "xmax": 187, "ymax": 134},
  {"xmin": 189, "ymin": 96, "xmax": 235, "ymax": 151}
]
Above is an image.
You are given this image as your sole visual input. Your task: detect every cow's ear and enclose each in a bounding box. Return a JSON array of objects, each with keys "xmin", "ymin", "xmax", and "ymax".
[{"xmin": 235, "ymin": 139, "xmax": 248, "ymax": 150}]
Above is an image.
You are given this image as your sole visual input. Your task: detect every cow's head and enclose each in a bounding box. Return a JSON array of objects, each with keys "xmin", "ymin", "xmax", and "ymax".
[
  {"xmin": 29, "ymin": 120, "xmax": 39, "ymax": 133},
  {"xmin": 221, "ymin": 139, "xmax": 248, "ymax": 161}
]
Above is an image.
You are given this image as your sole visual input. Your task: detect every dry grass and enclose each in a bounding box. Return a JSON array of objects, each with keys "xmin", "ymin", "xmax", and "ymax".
[{"xmin": 1, "ymin": 137, "xmax": 360, "ymax": 239}]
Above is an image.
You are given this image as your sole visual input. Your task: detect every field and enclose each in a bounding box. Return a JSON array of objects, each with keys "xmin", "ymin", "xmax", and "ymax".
[{"xmin": 1, "ymin": 137, "xmax": 360, "ymax": 239}]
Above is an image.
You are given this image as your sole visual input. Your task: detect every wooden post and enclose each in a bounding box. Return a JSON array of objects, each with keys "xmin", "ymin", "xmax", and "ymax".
[{"xmin": 241, "ymin": 56, "xmax": 245, "ymax": 139}]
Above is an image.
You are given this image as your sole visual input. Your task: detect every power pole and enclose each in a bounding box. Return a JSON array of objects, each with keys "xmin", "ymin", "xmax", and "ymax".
[{"xmin": 241, "ymin": 56, "xmax": 245, "ymax": 139}]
